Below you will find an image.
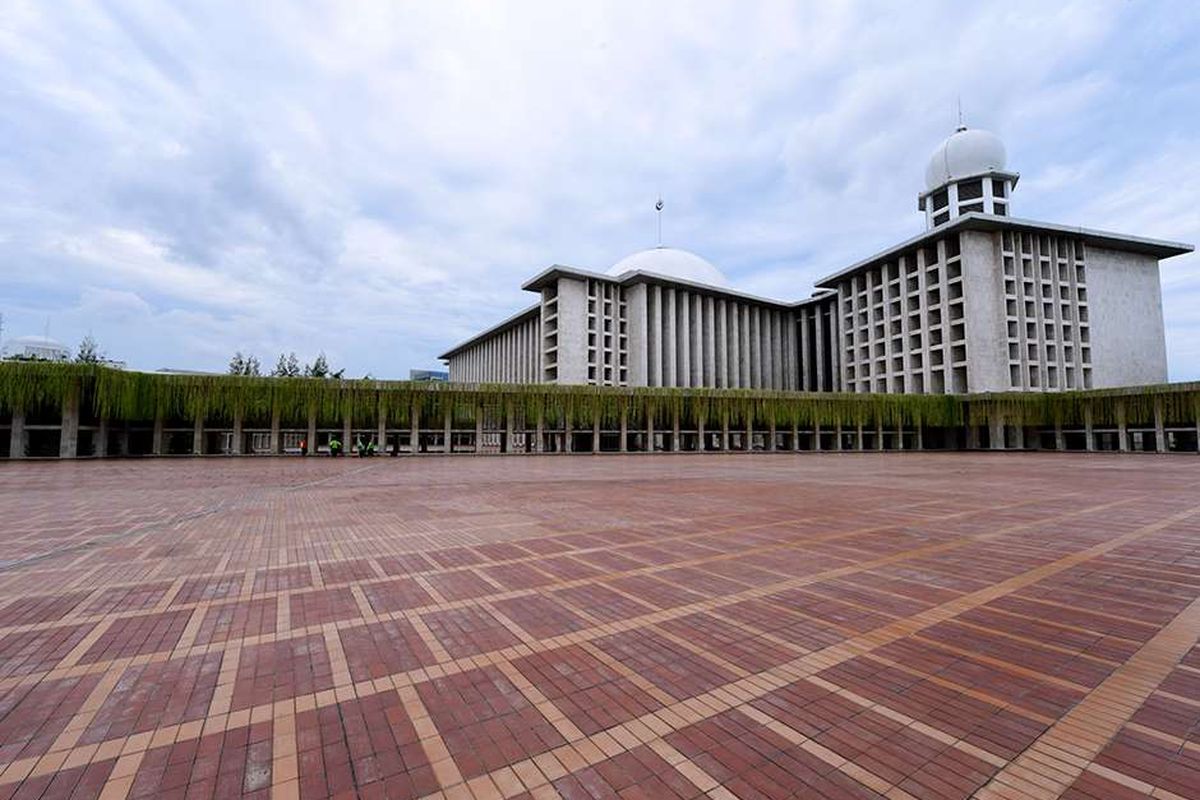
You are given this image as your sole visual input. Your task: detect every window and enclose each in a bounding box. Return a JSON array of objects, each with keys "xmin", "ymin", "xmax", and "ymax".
[
  {"xmin": 932, "ymin": 188, "xmax": 948, "ymax": 209},
  {"xmin": 958, "ymin": 179, "xmax": 983, "ymax": 200},
  {"xmin": 992, "ymin": 179, "xmax": 1007, "ymax": 198}
]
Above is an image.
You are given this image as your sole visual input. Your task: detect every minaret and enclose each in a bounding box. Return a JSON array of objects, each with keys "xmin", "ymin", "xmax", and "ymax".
[{"xmin": 918, "ymin": 126, "xmax": 1019, "ymax": 230}]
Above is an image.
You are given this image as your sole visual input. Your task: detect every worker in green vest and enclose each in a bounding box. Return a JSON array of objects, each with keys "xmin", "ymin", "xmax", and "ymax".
[{"xmin": 329, "ymin": 435, "xmax": 341, "ymax": 457}]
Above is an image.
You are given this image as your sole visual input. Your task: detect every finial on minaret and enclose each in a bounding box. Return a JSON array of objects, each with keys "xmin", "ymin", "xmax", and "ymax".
[
  {"xmin": 956, "ymin": 96, "xmax": 966, "ymax": 131},
  {"xmin": 655, "ymin": 195, "xmax": 664, "ymax": 248}
]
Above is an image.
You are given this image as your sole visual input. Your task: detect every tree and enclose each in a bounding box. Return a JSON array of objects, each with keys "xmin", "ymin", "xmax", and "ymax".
[
  {"xmin": 272, "ymin": 352, "xmax": 302, "ymax": 377},
  {"xmin": 305, "ymin": 352, "xmax": 330, "ymax": 378},
  {"xmin": 228, "ymin": 351, "xmax": 246, "ymax": 375},
  {"xmin": 244, "ymin": 354, "xmax": 261, "ymax": 376},
  {"xmin": 75, "ymin": 334, "xmax": 102, "ymax": 364}
]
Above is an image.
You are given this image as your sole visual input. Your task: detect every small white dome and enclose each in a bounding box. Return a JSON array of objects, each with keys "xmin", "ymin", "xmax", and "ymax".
[
  {"xmin": 607, "ymin": 247, "xmax": 728, "ymax": 287},
  {"xmin": 925, "ymin": 127, "xmax": 1007, "ymax": 190}
]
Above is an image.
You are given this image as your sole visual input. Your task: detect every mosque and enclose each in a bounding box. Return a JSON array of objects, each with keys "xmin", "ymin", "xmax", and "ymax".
[{"xmin": 440, "ymin": 127, "xmax": 1192, "ymax": 394}]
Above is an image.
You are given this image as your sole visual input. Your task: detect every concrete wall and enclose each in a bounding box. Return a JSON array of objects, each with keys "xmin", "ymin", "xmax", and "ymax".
[
  {"xmin": 960, "ymin": 230, "xmax": 1012, "ymax": 393},
  {"xmin": 554, "ymin": 276, "xmax": 589, "ymax": 385},
  {"xmin": 1086, "ymin": 246, "xmax": 1168, "ymax": 387}
]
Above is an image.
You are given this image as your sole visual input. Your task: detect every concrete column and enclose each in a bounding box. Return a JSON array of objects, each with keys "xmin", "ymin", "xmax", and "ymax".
[
  {"xmin": 856, "ymin": 423, "xmax": 864, "ymax": 451},
  {"xmin": 475, "ymin": 404, "xmax": 484, "ymax": 453},
  {"xmin": 739, "ymin": 305, "xmax": 751, "ymax": 387},
  {"xmin": 1117, "ymin": 403, "xmax": 1129, "ymax": 453},
  {"xmin": 664, "ymin": 287, "xmax": 677, "ymax": 387},
  {"xmin": 729, "ymin": 303, "xmax": 741, "ymax": 388},
  {"xmin": 535, "ymin": 408, "xmax": 544, "ymax": 453},
  {"xmin": 989, "ymin": 413, "xmax": 1004, "ymax": 451},
  {"xmin": 679, "ymin": 292, "xmax": 691, "ymax": 388},
  {"xmin": 340, "ymin": 411, "xmax": 349, "ymax": 456},
  {"xmin": 671, "ymin": 408, "xmax": 680, "ymax": 452},
  {"xmin": 721, "ymin": 412, "xmax": 730, "ymax": 451},
  {"xmin": 504, "ymin": 402, "xmax": 515, "ymax": 454},
  {"xmin": 95, "ymin": 417, "xmax": 108, "ymax": 457},
  {"xmin": 627, "ymin": 284, "xmax": 648, "ymax": 387},
  {"xmin": 876, "ymin": 421, "xmax": 885, "ymax": 451},
  {"xmin": 914, "ymin": 423, "xmax": 922, "ymax": 451},
  {"xmin": 152, "ymin": 411, "xmax": 164, "ymax": 456},
  {"xmin": 799, "ymin": 307, "xmax": 810, "ymax": 391},
  {"xmin": 118, "ymin": 427, "xmax": 130, "ymax": 456},
  {"xmin": 715, "ymin": 299, "xmax": 728, "ymax": 388},
  {"xmin": 792, "ymin": 422, "xmax": 800, "ymax": 452},
  {"xmin": 814, "ymin": 307, "xmax": 825, "ymax": 391},
  {"xmin": 619, "ymin": 407, "xmax": 628, "ymax": 452},
  {"xmin": 645, "ymin": 410, "xmax": 654, "ymax": 453},
  {"xmin": 1054, "ymin": 423, "xmax": 1065, "ymax": 451},
  {"xmin": 444, "ymin": 408, "xmax": 453, "ymax": 454},
  {"xmin": 649, "ymin": 285, "xmax": 662, "ymax": 386},
  {"xmin": 768, "ymin": 421, "xmax": 776, "ymax": 451},
  {"xmin": 231, "ymin": 411, "xmax": 244, "ymax": 455},
  {"xmin": 307, "ymin": 410, "xmax": 318, "ymax": 456},
  {"xmin": 8, "ymin": 408, "xmax": 26, "ymax": 459},
  {"xmin": 749, "ymin": 307, "xmax": 760, "ymax": 388},
  {"xmin": 896, "ymin": 425, "xmax": 905, "ymax": 451},
  {"xmin": 697, "ymin": 416, "xmax": 706, "ymax": 452},
  {"xmin": 377, "ymin": 406, "xmax": 387, "ymax": 453},
  {"xmin": 703, "ymin": 296, "xmax": 716, "ymax": 387},
  {"xmin": 270, "ymin": 408, "xmax": 281, "ymax": 454},
  {"xmin": 1013, "ymin": 425, "xmax": 1025, "ymax": 451},
  {"xmin": 193, "ymin": 413, "xmax": 204, "ymax": 456},
  {"xmin": 410, "ymin": 400, "xmax": 420, "ymax": 454},
  {"xmin": 59, "ymin": 385, "xmax": 80, "ymax": 459},
  {"xmin": 745, "ymin": 418, "xmax": 753, "ymax": 452},
  {"xmin": 1154, "ymin": 399, "xmax": 1166, "ymax": 454},
  {"xmin": 593, "ymin": 411, "xmax": 601, "ymax": 454},
  {"xmin": 813, "ymin": 423, "xmax": 822, "ymax": 452}
]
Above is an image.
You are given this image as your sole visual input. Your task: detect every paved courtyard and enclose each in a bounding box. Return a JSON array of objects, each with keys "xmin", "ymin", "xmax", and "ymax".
[{"xmin": 0, "ymin": 453, "xmax": 1197, "ymax": 800}]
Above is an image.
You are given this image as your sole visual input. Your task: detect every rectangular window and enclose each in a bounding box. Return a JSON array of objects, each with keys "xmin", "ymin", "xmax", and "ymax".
[
  {"xmin": 958, "ymin": 179, "xmax": 983, "ymax": 200},
  {"xmin": 991, "ymin": 179, "xmax": 1006, "ymax": 198}
]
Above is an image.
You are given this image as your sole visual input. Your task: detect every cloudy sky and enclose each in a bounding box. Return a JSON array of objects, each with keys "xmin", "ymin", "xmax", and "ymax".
[{"xmin": 2, "ymin": 1, "xmax": 1198, "ymax": 379}]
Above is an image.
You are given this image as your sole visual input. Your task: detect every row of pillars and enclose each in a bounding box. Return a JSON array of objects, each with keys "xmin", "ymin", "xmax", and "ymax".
[{"xmin": 7, "ymin": 396, "xmax": 1199, "ymax": 459}]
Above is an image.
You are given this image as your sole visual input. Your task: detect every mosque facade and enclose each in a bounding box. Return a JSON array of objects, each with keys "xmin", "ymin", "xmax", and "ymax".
[{"xmin": 440, "ymin": 128, "xmax": 1192, "ymax": 394}]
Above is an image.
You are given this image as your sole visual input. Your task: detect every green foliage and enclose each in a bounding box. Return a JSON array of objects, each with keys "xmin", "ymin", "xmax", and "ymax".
[{"xmin": 1, "ymin": 362, "xmax": 1197, "ymax": 432}]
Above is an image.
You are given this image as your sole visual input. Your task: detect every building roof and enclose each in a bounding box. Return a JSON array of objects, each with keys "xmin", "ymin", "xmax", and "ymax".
[
  {"xmin": 925, "ymin": 126, "xmax": 1008, "ymax": 190},
  {"xmin": 607, "ymin": 247, "xmax": 729, "ymax": 287},
  {"xmin": 814, "ymin": 213, "xmax": 1194, "ymax": 288},
  {"xmin": 438, "ymin": 302, "xmax": 541, "ymax": 360}
]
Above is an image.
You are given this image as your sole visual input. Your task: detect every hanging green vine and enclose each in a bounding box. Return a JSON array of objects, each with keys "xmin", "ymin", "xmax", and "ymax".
[{"xmin": 2, "ymin": 362, "xmax": 1197, "ymax": 433}]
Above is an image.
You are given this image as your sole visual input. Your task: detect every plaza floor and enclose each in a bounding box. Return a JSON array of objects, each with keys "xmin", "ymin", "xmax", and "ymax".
[{"xmin": 0, "ymin": 453, "xmax": 1197, "ymax": 800}]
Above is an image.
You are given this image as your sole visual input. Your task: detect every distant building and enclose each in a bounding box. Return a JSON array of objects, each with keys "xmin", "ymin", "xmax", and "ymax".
[
  {"xmin": 409, "ymin": 369, "xmax": 449, "ymax": 382},
  {"xmin": 441, "ymin": 127, "xmax": 1192, "ymax": 393},
  {"xmin": 1, "ymin": 335, "xmax": 71, "ymax": 362}
]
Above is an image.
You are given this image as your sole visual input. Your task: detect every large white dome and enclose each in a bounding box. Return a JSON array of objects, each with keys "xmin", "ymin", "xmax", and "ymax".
[
  {"xmin": 925, "ymin": 127, "xmax": 1007, "ymax": 190},
  {"xmin": 606, "ymin": 247, "xmax": 728, "ymax": 288}
]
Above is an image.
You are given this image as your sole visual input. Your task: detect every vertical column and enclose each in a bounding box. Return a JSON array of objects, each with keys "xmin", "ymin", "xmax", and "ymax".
[
  {"xmin": 619, "ymin": 406, "xmax": 628, "ymax": 452},
  {"xmin": 593, "ymin": 411, "xmax": 601, "ymax": 454},
  {"xmin": 704, "ymin": 296, "xmax": 716, "ymax": 387},
  {"xmin": 715, "ymin": 298, "xmax": 728, "ymax": 388},
  {"xmin": 1117, "ymin": 402, "xmax": 1129, "ymax": 453},
  {"xmin": 876, "ymin": 420, "xmax": 885, "ymax": 451},
  {"xmin": 749, "ymin": 307, "xmax": 760, "ymax": 388},
  {"xmin": 1154, "ymin": 399, "xmax": 1166, "ymax": 454},
  {"xmin": 814, "ymin": 422, "xmax": 822, "ymax": 452},
  {"xmin": 443, "ymin": 407, "xmax": 453, "ymax": 454},
  {"xmin": 535, "ymin": 407, "xmax": 544, "ymax": 453},
  {"xmin": 679, "ymin": 291, "xmax": 691, "ymax": 388},
  {"xmin": 730, "ymin": 303, "xmax": 742, "ymax": 388},
  {"xmin": 664, "ymin": 287, "xmax": 677, "ymax": 387},
  {"xmin": 1054, "ymin": 422, "xmax": 1065, "ymax": 451},
  {"xmin": 691, "ymin": 294, "xmax": 703, "ymax": 387},
  {"xmin": 988, "ymin": 412, "xmax": 1004, "ymax": 451},
  {"xmin": 8, "ymin": 407, "xmax": 25, "ymax": 459},
  {"xmin": 269, "ymin": 407, "xmax": 281, "ymax": 455},
  {"xmin": 856, "ymin": 422, "xmax": 864, "ymax": 451},
  {"xmin": 475, "ymin": 404, "xmax": 484, "ymax": 453},
  {"xmin": 721, "ymin": 411, "xmax": 730, "ymax": 451},
  {"xmin": 740, "ymin": 305, "xmax": 752, "ymax": 387},
  {"xmin": 193, "ymin": 413, "xmax": 204, "ymax": 456},
  {"xmin": 771, "ymin": 311, "xmax": 783, "ymax": 389},
  {"xmin": 95, "ymin": 417, "xmax": 108, "ymax": 458},
  {"xmin": 671, "ymin": 407, "xmax": 681, "ymax": 452},
  {"xmin": 377, "ymin": 406, "xmax": 387, "ymax": 453},
  {"xmin": 649, "ymin": 285, "xmax": 662, "ymax": 386},
  {"xmin": 745, "ymin": 417, "xmax": 753, "ymax": 452},
  {"xmin": 799, "ymin": 307, "xmax": 811, "ymax": 391},
  {"xmin": 626, "ymin": 284, "xmax": 648, "ymax": 386},
  {"xmin": 338, "ymin": 412, "xmax": 348, "ymax": 457},
  {"xmin": 59, "ymin": 384, "xmax": 80, "ymax": 459},
  {"xmin": 792, "ymin": 421, "xmax": 800, "ymax": 452},
  {"xmin": 768, "ymin": 420, "xmax": 776, "ymax": 451},
  {"xmin": 307, "ymin": 409, "xmax": 318, "ymax": 456},
  {"xmin": 1084, "ymin": 406, "xmax": 1094, "ymax": 452},
  {"xmin": 410, "ymin": 399, "xmax": 420, "ymax": 454},
  {"xmin": 836, "ymin": 422, "xmax": 844, "ymax": 451},
  {"xmin": 152, "ymin": 411, "xmax": 165, "ymax": 456},
  {"xmin": 896, "ymin": 424, "xmax": 905, "ymax": 451},
  {"xmin": 697, "ymin": 415, "xmax": 706, "ymax": 452},
  {"xmin": 915, "ymin": 423, "xmax": 923, "ymax": 451},
  {"xmin": 814, "ymin": 306, "xmax": 826, "ymax": 391},
  {"xmin": 645, "ymin": 406, "xmax": 655, "ymax": 453},
  {"xmin": 504, "ymin": 402, "xmax": 514, "ymax": 454}
]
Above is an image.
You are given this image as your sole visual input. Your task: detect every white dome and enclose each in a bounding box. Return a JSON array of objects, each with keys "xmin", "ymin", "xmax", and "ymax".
[
  {"xmin": 925, "ymin": 127, "xmax": 1007, "ymax": 190},
  {"xmin": 606, "ymin": 247, "xmax": 728, "ymax": 287}
]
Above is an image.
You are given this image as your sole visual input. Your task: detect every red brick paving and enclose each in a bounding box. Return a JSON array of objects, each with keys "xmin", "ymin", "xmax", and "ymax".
[{"xmin": 0, "ymin": 453, "xmax": 1197, "ymax": 799}]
